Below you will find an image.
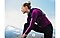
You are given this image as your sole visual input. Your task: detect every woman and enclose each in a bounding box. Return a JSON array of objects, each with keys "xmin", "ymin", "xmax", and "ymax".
[{"xmin": 21, "ymin": 2, "xmax": 53, "ymax": 38}]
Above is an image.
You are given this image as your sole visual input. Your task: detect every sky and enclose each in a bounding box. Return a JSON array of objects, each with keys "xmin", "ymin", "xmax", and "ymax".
[{"xmin": 5, "ymin": 0, "xmax": 55, "ymax": 29}]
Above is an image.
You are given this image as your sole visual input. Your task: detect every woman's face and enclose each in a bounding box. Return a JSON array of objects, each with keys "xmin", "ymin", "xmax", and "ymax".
[{"xmin": 21, "ymin": 6, "xmax": 28, "ymax": 14}]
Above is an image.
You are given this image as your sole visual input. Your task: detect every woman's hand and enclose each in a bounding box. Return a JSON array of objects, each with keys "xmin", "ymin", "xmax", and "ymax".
[{"xmin": 21, "ymin": 33, "xmax": 27, "ymax": 38}]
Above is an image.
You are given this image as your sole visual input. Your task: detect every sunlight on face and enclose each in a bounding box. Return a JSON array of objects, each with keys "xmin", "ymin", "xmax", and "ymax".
[{"xmin": 21, "ymin": 6, "xmax": 27, "ymax": 14}]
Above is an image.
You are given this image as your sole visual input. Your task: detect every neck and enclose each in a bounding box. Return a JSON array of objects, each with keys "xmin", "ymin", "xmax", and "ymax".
[
  {"xmin": 28, "ymin": 9, "xmax": 30, "ymax": 12},
  {"xmin": 27, "ymin": 9, "xmax": 30, "ymax": 14}
]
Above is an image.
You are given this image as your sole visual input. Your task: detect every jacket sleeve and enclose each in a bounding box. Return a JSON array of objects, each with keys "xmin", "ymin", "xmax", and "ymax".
[{"xmin": 24, "ymin": 9, "xmax": 38, "ymax": 34}]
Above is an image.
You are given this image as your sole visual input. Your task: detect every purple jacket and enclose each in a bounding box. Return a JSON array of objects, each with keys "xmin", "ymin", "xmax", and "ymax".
[{"xmin": 24, "ymin": 8, "xmax": 51, "ymax": 34}]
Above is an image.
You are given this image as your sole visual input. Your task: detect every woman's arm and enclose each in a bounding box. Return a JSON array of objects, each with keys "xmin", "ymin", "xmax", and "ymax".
[{"xmin": 24, "ymin": 9, "xmax": 38, "ymax": 34}]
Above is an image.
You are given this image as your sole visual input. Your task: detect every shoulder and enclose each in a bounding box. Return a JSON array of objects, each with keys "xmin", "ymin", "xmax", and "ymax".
[
  {"xmin": 31, "ymin": 9, "xmax": 39, "ymax": 16},
  {"xmin": 32, "ymin": 8, "xmax": 41, "ymax": 12},
  {"xmin": 32, "ymin": 8, "xmax": 39, "ymax": 14}
]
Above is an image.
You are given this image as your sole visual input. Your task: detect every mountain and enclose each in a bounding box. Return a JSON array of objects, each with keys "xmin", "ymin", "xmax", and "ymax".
[{"xmin": 5, "ymin": 26, "xmax": 55, "ymax": 38}]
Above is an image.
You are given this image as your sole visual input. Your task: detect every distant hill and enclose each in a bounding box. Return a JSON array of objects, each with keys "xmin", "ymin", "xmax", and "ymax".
[{"xmin": 5, "ymin": 26, "xmax": 55, "ymax": 38}]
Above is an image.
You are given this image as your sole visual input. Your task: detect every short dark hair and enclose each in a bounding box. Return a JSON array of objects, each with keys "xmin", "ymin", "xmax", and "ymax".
[{"xmin": 23, "ymin": 2, "xmax": 31, "ymax": 9}]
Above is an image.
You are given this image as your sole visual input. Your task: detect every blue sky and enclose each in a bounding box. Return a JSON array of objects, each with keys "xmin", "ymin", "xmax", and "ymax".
[
  {"xmin": 6, "ymin": 0, "xmax": 55, "ymax": 17},
  {"xmin": 5, "ymin": 0, "xmax": 55, "ymax": 28}
]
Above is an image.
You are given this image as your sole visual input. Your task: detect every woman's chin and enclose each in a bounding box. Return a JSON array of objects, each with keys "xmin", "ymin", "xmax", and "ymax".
[{"xmin": 23, "ymin": 12, "xmax": 26, "ymax": 14}]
